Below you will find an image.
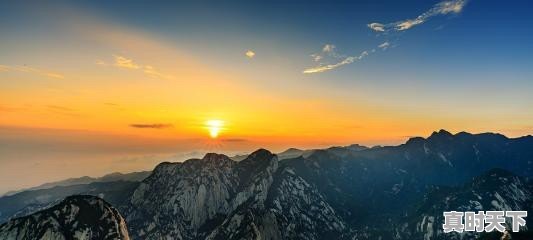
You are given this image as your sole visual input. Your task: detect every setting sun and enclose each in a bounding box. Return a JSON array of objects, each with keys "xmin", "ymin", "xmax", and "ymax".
[{"xmin": 206, "ymin": 120, "xmax": 224, "ymax": 138}]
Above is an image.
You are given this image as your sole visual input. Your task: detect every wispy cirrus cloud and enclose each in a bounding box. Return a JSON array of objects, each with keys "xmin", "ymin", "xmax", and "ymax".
[
  {"xmin": 378, "ymin": 41, "xmax": 390, "ymax": 50},
  {"xmin": 368, "ymin": 0, "xmax": 467, "ymax": 32},
  {"xmin": 96, "ymin": 55, "xmax": 172, "ymax": 79},
  {"xmin": 0, "ymin": 65, "xmax": 64, "ymax": 79},
  {"xmin": 143, "ymin": 65, "xmax": 172, "ymax": 79},
  {"xmin": 129, "ymin": 123, "xmax": 173, "ymax": 129},
  {"xmin": 303, "ymin": 0, "xmax": 468, "ymax": 74},
  {"xmin": 303, "ymin": 47, "xmax": 370, "ymax": 74},
  {"xmin": 113, "ymin": 55, "xmax": 140, "ymax": 69}
]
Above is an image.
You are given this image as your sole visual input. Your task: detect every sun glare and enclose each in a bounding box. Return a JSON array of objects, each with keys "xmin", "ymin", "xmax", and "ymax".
[{"xmin": 206, "ymin": 120, "xmax": 224, "ymax": 138}]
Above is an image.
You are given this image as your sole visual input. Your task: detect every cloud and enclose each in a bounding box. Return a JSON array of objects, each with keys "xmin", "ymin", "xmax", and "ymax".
[
  {"xmin": 143, "ymin": 65, "xmax": 172, "ymax": 79},
  {"xmin": 113, "ymin": 55, "xmax": 140, "ymax": 69},
  {"xmin": 368, "ymin": 0, "xmax": 467, "ymax": 32},
  {"xmin": 368, "ymin": 23, "xmax": 385, "ymax": 32},
  {"xmin": 0, "ymin": 65, "xmax": 64, "ymax": 79},
  {"xmin": 303, "ymin": 50, "xmax": 369, "ymax": 74},
  {"xmin": 303, "ymin": 0, "xmax": 467, "ymax": 74},
  {"xmin": 378, "ymin": 41, "xmax": 390, "ymax": 50},
  {"xmin": 322, "ymin": 44, "xmax": 336, "ymax": 53},
  {"xmin": 305, "ymin": 43, "xmax": 344, "ymax": 66},
  {"xmin": 98, "ymin": 55, "xmax": 172, "ymax": 79},
  {"xmin": 129, "ymin": 123, "xmax": 173, "ymax": 129},
  {"xmin": 310, "ymin": 54, "xmax": 323, "ymax": 62},
  {"xmin": 245, "ymin": 50, "xmax": 256, "ymax": 58},
  {"xmin": 304, "ymin": 42, "xmax": 384, "ymax": 74},
  {"xmin": 47, "ymin": 105, "xmax": 76, "ymax": 111},
  {"xmin": 221, "ymin": 138, "xmax": 248, "ymax": 142}
]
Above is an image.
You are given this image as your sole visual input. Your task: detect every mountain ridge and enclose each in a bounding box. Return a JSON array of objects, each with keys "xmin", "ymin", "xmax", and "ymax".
[{"xmin": 2, "ymin": 129, "xmax": 533, "ymax": 240}]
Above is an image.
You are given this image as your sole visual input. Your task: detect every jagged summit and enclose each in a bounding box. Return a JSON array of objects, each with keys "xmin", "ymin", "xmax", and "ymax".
[
  {"xmin": 200, "ymin": 153, "xmax": 233, "ymax": 167},
  {"xmin": 405, "ymin": 136, "xmax": 425, "ymax": 145},
  {"xmin": 243, "ymin": 148, "xmax": 275, "ymax": 161},
  {"xmin": 280, "ymin": 147, "xmax": 303, "ymax": 154},
  {"xmin": 202, "ymin": 152, "xmax": 231, "ymax": 161},
  {"xmin": 427, "ymin": 129, "xmax": 454, "ymax": 142},
  {"xmin": 405, "ymin": 129, "xmax": 515, "ymax": 146},
  {"xmin": 125, "ymin": 147, "xmax": 279, "ymax": 239}
]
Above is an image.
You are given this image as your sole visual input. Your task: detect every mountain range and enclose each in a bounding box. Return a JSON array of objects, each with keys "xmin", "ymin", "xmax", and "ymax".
[{"xmin": 1, "ymin": 130, "xmax": 532, "ymax": 239}]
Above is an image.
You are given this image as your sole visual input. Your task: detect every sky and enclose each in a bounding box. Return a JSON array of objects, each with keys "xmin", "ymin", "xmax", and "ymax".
[{"xmin": 1, "ymin": 0, "xmax": 533, "ymax": 194}]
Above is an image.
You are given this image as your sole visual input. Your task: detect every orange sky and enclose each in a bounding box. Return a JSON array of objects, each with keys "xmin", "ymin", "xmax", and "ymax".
[{"xmin": 1, "ymin": 2, "xmax": 532, "ymax": 194}]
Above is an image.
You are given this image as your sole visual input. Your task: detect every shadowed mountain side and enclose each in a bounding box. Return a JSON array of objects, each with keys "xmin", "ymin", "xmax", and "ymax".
[{"xmin": 0, "ymin": 195, "xmax": 130, "ymax": 240}]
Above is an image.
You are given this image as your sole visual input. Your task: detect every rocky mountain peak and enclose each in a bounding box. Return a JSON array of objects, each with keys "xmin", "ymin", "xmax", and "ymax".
[
  {"xmin": 202, "ymin": 152, "xmax": 230, "ymax": 161},
  {"xmin": 199, "ymin": 153, "xmax": 234, "ymax": 168},
  {"xmin": 245, "ymin": 148, "xmax": 275, "ymax": 161},
  {"xmin": 0, "ymin": 195, "xmax": 129, "ymax": 240},
  {"xmin": 236, "ymin": 149, "xmax": 278, "ymax": 177},
  {"xmin": 125, "ymin": 148, "xmax": 279, "ymax": 239},
  {"xmin": 281, "ymin": 147, "xmax": 303, "ymax": 154},
  {"xmin": 428, "ymin": 129, "xmax": 453, "ymax": 140},
  {"xmin": 406, "ymin": 136, "xmax": 426, "ymax": 145}
]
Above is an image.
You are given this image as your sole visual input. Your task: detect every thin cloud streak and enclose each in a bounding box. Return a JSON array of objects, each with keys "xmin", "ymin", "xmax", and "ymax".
[
  {"xmin": 368, "ymin": 0, "xmax": 467, "ymax": 32},
  {"xmin": 130, "ymin": 123, "xmax": 173, "ymax": 129},
  {"xmin": 378, "ymin": 41, "xmax": 390, "ymax": 50},
  {"xmin": 97, "ymin": 55, "xmax": 172, "ymax": 79},
  {"xmin": 113, "ymin": 55, "xmax": 140, "ymax": 69},
  {"xmin": 303, "ymin": 50, "xmax": 369, "ymax": 74},
  {"xmin": 143, "ymin": 65, "xmax": 172, "ymax": 79}
]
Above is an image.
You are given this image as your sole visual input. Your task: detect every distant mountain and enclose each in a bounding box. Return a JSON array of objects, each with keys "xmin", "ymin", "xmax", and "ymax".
[
  {"xmin": 231, "ymin": 144, "xmax": 368, "ymax": 161},
  {"xmin": 0, "ymin": 181, "xmax": 139, "ymax": 224},
  {"xmin": 0, "ymin": 195, "xmax": 129, "ymax": 240},
  {"xmin": 277, "ymin": 147, "xmax": 314, "ymax": 159},
  {"xmin": 119, "ymin": 130, "xmax": 533, "ymax": 239},
  {"xmin": 4, "ymin": 130, "xmax": 533, "ymax": 239},
  {"xmin": 2, "ymin": 171, "xmax": 151, "ymax": 196}
]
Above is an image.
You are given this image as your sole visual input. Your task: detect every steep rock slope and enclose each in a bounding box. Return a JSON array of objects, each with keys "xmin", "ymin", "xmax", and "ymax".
[
  {"xmin": 205, "ymin": 167, "xmax": 347, "ymax": 240},
  {"xmin": 0, "ymin": 181, "xmax": 139, "ymax": 224},
  {"xmin": 397, "ymin": 169, "xmax": 533, "ymax": 240},
  {"xmin": 125, "ymin": 149, "xmax": 279, "ymax": 239},
  {"xmin": 0, "ymin": 195, "xmax": 129, "ymax": 240}
]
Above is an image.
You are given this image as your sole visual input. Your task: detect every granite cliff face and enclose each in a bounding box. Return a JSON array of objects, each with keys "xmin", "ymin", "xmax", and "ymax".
[
  {"xmin": 124, "ymin": 149, "xmax": 280, "ymax": 239},
  {"xmin": 124, "ymin": 149, "xmax": 348, "ymax": 240},
  {"xmin": 0, "ymin": 195, "xmax": 129, "ymax": 240}
]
